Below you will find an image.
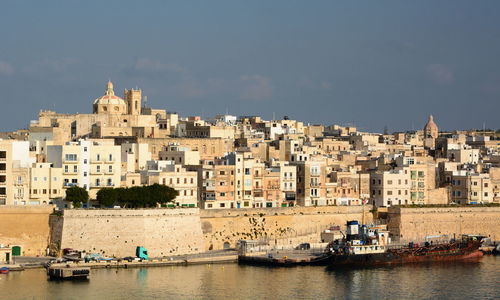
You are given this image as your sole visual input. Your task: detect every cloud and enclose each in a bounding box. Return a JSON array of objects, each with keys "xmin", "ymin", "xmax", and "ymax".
[
  {"xmin": 0, "ymin": 61, "xmax": 14, "ymax": 75},
  {"xmin": 239, "ymin": 75, "xmax": 273, "ymax": 100},
  {"xmin": 426, "ymin": 64, "xmax": 454, "ymax": 85},
  {"xmin": 133, "ymin": 58, "xmax": 187, "ymax": 74},
  {"xmin": 23, "ymin": 58, "xmax": 80, "ymax": 74}
]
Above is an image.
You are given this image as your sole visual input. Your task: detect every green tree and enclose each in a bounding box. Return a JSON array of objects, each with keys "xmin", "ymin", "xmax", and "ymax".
[
  {"xmin": 96, "ymin": 188, "xmax": 118, "ymax": 207},
  {"xmin": 65, "ymin": 186, "xmax": 89, "ymax": 208}
]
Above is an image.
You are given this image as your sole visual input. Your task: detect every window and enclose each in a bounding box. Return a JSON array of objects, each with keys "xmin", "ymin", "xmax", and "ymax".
[
  {"xmin": 108, "ymin": 165, "xmax": 113, "ymax": 173},
  {"xmin": 73, "ymin": 166, "xmax": 77, "ymax": 172},
  {"xmin": 109, "ymin": 154, "xmax": 113, "ymax": 161},
  {"xmin": 96, "ymin": 165, "xmax": 101, "ymax": 172},
  {"xmin": 418, "ymin": 171, "xmax": 424, "ymax": 178},
  {"xmin": 83, "ymin": 147, "xmax": 87, "ymax": 152},
  {"xmin": 387, "ymin": 191, "xmax": 393, "ymax": 196},
  {"xmin": 485, "ymin": 183, "xmax": 489, "ymax": 188},
  {"xmin": 418, "ymin": 182, "xmax": 425, "ymax": 188},
  {"xmin": 219, "ymin": 171, "xmax": 225, "ymax": 175},
  {"xmin": 418, "ymin": 192, "xmax": 425, "ymax": 199},
  {"xmin": 83, "ymin": 172, "xmax": 87, "ymax": 177},
  {"xmin": 107, "ymin": 178, "xmax": 112, "ymax": 186},
  {"xmin": 411, "ymin": 171, "xmax": 416, "ymax": 179},
  {"xmin": 53, "ymin": 189, "xmax": 57, "ymax": 194},
  {"xmin": 34, "ymin": 176, "xmax": 38, "ymax": 181},
  {"xmin": 244, "ymin": 168, "xmax": 250, "ymax": 175},
  {"xmin": 387, "ymin": 180, "xmax": 393, "ymax": 185},
  {"xmin": 96, "ymin": 154, "xmax": 100, "ymax": 161},
  {"xmin": 220, "ymin": 192, "xmax": 226, "ymax": 197},
  {"xmin": 65, "ymin": 154, "xmax": 77, "ymax": 161}
]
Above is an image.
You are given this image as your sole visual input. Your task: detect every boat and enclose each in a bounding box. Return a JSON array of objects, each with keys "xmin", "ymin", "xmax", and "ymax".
[
  {"xmin": 323, "ymin": 221, "xmax": 484, "ymax": 267},
  {"xmin": 0, "ymin": 267, "xmax": 9, "ymax": 274},
  {"xmin": 47, "ymin": 266, "xmax": 90, "ymax": 280}
]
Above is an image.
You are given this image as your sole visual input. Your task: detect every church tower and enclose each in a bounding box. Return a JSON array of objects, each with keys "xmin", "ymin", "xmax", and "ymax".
[{"xmin": 124, "ymin": 88, "xmax": 142, "ymax": 115}]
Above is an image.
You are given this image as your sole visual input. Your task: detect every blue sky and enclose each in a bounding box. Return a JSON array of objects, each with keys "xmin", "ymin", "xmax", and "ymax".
[{"xmin": 0, "ymin": 0, "xmax": 499, "ymax": 132}]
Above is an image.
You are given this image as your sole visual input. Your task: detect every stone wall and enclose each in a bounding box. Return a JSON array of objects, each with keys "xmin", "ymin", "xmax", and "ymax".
[
  {"xmin": 0, "ymin": 205, "xmax": 54, "ymax": 256},
  {"xmin": 200, "ymin": 206, "xmax": 374, "ymax": 251},
  {"xmin": 57, "ymin": 208, "xmax": 204, "ymax": 257},
  {"xmin": 387, "ymin": 206, "xmax": 500, "ymax": 243}
]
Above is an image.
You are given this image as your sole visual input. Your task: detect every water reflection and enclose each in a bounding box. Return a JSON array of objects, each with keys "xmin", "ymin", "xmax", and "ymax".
[{"xmin": 0, "ymin": 257, "xmax": 498, "ymax": 299}]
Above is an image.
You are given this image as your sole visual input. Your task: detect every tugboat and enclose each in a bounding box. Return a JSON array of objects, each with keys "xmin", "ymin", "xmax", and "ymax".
[{"xmin": 324, "ymin": 221, "xmax": 483, "ymax": 267}]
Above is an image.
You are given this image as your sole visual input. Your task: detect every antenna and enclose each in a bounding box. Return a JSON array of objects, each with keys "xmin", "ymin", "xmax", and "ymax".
[{"xmin": 143, "ymin": 96, "xmax": 148, "ymax": 108}]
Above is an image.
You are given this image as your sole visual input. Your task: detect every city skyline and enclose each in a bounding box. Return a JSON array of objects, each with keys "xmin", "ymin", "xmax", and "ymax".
[{"xmin": 1, "ymin": 1, "xmax": 500, "ymax": 132}]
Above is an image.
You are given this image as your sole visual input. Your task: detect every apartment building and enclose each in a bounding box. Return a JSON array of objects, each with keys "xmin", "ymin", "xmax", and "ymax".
[
  {"xmin": 142, "ymin": 160, "xmax": 198, "ymax": 207},
  {"xmin": 447, "ymin": 171, "xmax": 493, "ymax": 204},
  {"xmin": 159, "ymin": 144, "xmax": 200, "ymax": 166},
  {"xmin": 28, "ymin": 163, "xmax": 63, "ymax": 204},
  {"xmin": 47, "ymin": 140, "xmax": 121, "ymax": 198},
  {"xmin": 291, "ymin": 154, "xmax": 327, "ymax": 206},
  {"xmin": 370, "ymin": 168, "xmax": 411, "ymax": 207},
  {"xmin": 0, "ymin": 140, "xmax": 33, "ymax": 205}
]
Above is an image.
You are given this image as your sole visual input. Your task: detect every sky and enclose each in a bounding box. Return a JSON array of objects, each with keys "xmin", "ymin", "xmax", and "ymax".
[{"xmin": 0, "ymin": 0, "xmax": 499, "ymax": 133}]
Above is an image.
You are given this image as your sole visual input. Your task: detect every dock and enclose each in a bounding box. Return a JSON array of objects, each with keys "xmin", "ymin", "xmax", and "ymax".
[
  {"xmin": 47, "ymin": 265, "xmax": 90, "ymax": 280},
  {"xmin": 48, "ymin": 254, "xmax": 237, "ymax": 270}
]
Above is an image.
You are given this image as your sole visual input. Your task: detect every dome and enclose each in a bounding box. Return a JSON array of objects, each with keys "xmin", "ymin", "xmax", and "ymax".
[
  {"xmin": 424, "ymin": 115, "xmax": 438, "ymax": 131},
  {"xmin": 93, "ymin": 81, "xmax": 127, "ymax": 106},
  {"xmin": 424, "ymin": 114, "xmax": 439, "ymax": 138}
]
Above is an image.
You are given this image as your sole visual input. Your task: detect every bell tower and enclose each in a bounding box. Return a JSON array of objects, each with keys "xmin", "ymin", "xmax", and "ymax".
[{"xmin": 124, "ymin": 88, "xmax": 142, "ymax": 115}]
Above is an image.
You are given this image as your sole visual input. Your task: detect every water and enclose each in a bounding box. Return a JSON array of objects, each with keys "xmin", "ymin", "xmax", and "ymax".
[{"xmin": 1, "ymin": 256, "xmax": 498, "ymax": 300}]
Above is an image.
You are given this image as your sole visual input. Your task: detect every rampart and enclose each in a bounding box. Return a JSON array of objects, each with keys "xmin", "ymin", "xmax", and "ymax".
[
  {"xmin": 387, "ymin": 206, "xmax": 500, "ymax": 243},
  {"xmin": 200, "ymin": 206, "xmax": 374, "ymax": 251},
  {"xmin": 54, "ymin": 209, "xmax": 205, "ymax": 257},
  {"xmin": 0, "ymin": 205, "xmax": 54, "ymax": 256}
]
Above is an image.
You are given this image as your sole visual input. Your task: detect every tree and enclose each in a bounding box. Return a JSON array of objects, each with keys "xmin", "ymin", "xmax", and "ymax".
[
  {"xmin": 65, "ymin": 186, "xmax": 89, "ymax": 208},
  {"xmin": 96, "ymin": 188, "xmax": 118, "ymax": 207}
]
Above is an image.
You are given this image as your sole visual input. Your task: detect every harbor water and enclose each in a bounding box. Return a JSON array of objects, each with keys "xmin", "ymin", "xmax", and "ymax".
[{"xmin": 1, "ymin": 256, "xmax": 498, "ymax": 300}]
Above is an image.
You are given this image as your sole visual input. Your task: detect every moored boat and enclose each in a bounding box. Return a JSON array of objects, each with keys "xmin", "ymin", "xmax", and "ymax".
[{"xmin": 324, "ymin": 221, "xmax": 484, "ymax": 267}]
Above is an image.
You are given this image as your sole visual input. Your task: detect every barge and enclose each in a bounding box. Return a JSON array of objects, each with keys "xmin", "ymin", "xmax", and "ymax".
[
  {"xmin": 47, "ymin": 266, "xmax": 90, "ymax": 280},
  {"xmin": 324, "ymin": 221, "xmax": 483, "ymax": 267}
]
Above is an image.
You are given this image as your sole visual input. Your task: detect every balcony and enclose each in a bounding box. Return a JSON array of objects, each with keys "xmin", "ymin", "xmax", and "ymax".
[
  {"xmin": 63, "ymin": 182, "xmax": 78, "ymax": 187},
  {"xmin": 90, "ymin": 159, "xmax": 103, "ymax": 164},
  {"xmin": 63, "ymin": 170, "xmax": 78, "ymax": 175},
  {"xmin": 104, "ymin": 170, "xmax": 114, "ymax": 175},
  {"xmin": 103, "ymin": 159, "xmax": 115, "ymax": 164},
  {"xmin": 90, "ymin": 170, "xmax": 102, "ymax": 175},
  {"xmin": 63, "ymin": 159, "xmax": 78, "ymax": 164}
]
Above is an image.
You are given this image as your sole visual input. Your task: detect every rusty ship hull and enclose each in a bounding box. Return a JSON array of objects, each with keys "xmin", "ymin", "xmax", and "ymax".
[{"xmin": 325, "ymin": 241, "xmax": 483, "ymax": 267}]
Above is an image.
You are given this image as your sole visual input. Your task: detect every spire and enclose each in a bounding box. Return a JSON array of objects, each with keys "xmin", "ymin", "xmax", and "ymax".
[
  {"xmin": 105, "ymin": 81, "xmax": 115, "ymax": 96},
  {"xmin": 428, "ymin": 114, "xmax": 434, "ymax": 122}
]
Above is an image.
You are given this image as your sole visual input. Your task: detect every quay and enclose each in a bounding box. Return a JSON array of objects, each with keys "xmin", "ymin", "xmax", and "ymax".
[{"xmin": 48, "ymin": 254, "xmax": 238, "ymax": 270}]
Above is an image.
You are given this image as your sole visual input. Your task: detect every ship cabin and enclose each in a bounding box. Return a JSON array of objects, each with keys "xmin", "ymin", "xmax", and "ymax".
[{"xmin": 329, "ymin": 221, "xmax": 391, "ymax": 255}]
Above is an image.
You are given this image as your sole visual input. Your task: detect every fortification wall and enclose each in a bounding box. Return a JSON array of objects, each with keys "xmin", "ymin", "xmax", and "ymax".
[
  {"xmin": 387, "ymin": 206, "xmax": 500, "ymax": 243},
  {"xmin": 0, "ymin": 205, "xmax": 54, "ymax": 256},
  {"xmin": 59, "ymin": 209, "xmax": 204, "ymax": 257},
  {"xmin": 200, "ymin": 206, "xmax": 374, "ymax": 251}
]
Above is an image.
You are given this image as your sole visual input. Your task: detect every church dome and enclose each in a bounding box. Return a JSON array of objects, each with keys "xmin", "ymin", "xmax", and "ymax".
[
  {"xmin": 93, "ymin": 81, "xmax": 127, "ymax": 106},
  {"xmin": 424, "ymin": 114, "xmax": 439, "ymax": 138}
]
